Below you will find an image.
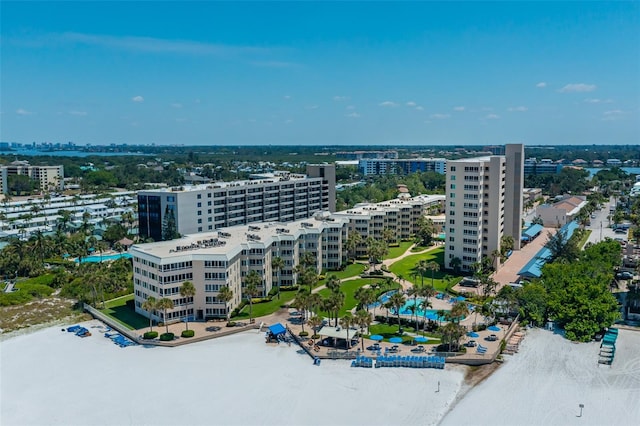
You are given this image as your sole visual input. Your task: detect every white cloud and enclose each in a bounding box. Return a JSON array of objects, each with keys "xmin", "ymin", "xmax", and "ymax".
[
  {"xmin": 429, "ymin": 113, "xmax": 450, "ymax": 120},
  {"xmin": 584, "ymin": 98, "xmax": 613, "ymax": 104},
  {"xmin": 26, "ymin": 32, "xmax": 275, "ymax": 56},
  {"xmin": 333, "ymin": 96, "xmax": 349, "ymax": 101},
  {"xmin": 508, "ymin": 106, "xmax": 528, "ymax": 112},
  {"xmin": 283, "ymin": 95, "xmax": 291, "ymax": 100},
  {"xmin": 406, "ymin": 101, "xmax": 417, "ymax": 107},
  {"xmin": 69, "ymin": 110, "xmax": 88, "ymax": 116},
  {"xmin": 346, "ymin": 112, "xmax": 361, "ymax": 118},
  {"xmin": 132, "ymin": 95, "xmax": 144, "ymax": 103},
  {"xmin": 16, "ymin": 108, "xmax": 32, "ymax": 115},
  {"xmin": 415, "ymin": 106, "xmax": 424, "ymax": 111},
  {"xmin": 602, "ymin": 110, "xmax": 626, "ymax": 121},
  {"xmin": 485, "ymin": 114, "xmax": 500, "ymax": 119},
  {"xmin": 379, "ymin": 101, "xmax": 398, "ymax": 107},
  {"xmin": 171, "ymin": 103, "xmax": 183, "ymax": 108},
  {"xmin": 536, "ymin": 82, "xmax": 547, "ymax": 88},
  {"xmin": 559, "ymin": 83, "xmax": 596, "ymax": 93},
  {"xmin": 453, "ymin": 106, "xmax": 465, "ymax": 112}
]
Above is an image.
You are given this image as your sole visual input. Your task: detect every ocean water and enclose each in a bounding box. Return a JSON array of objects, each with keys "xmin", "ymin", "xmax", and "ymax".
[{"xmin": 0, "ymin": 149, "xmax": 147, "ymax": 157}]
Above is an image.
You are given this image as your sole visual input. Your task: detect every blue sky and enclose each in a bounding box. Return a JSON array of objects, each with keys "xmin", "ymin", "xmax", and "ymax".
[{"xmin": 1, "ymin": 1, "xmax": 638, "ymax": 146}]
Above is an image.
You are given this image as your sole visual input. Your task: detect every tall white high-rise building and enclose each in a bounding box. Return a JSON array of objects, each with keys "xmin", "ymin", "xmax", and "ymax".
[{"xmin": 444, "ymin": 144, "xmax": 524, "ymax": 272}]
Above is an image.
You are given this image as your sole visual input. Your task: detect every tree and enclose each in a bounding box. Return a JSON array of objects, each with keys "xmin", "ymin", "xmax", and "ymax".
[
  {"xmin": 418, "ymin": 298, "xmax": 432, "ymax": 332},
  {"xmin": 545, "ymin": 228, "xmax": 580, "ymax": 263},
  {"xmin": 307, "ymin": 315, "xmax": 324, "ymax": 337},
  {"xmin": 355, "ymin": 287, "xmax": 375, "ymax": 313},
  {"xmin": 450, "ymin": 257, "xmax": 462, "ymax": 274},
  {"xmin": 450, "ymin": 301, "xmax": 470, "ymax": 324},
  {"xmin": 157, "ymin": 298, "xmax": 175, "ymax": 335},
  {"xmin": 103, "ymin": 223, "xmax": 128, "ymax": 244},
  {"xmin": 415, "ymin": 260, "xmax": 427, "ymax": 287},
  {"xmin": 162, "ymin": 206, "xmax": 180, "ymax": 241},
  {"xmin": 382, "ymin": 228, "xmax": 396, "ymax": 246},
  {"xmin": 344, "ymin": 232, "xmax": 362, "ymax": 262},
  {"xmin": 326, "ymin": 274, "xmax": 341, "ymax": 293},
  {"xmin": 414, "ymin": 216, "xmax": 435, "ymax": 246},
  {"xmin": 244, "ymin": 271, "xmax": 262, "ymax": 324},
  {"xmin": 180, "ymin": 281, "xmax": 196, "ymax": 331},
  {"xmin": 355, "ymin": 309, "xmax": 372, "ymax": 350},
  {"xmin": 425, "ymin": 261, "xmax": 440, "ymax": 288},
  {"xmin": 271, "ymin": 256, "xmax": 285, "ymax": 299},
  {"xmin": 340, "ymin": 313, "xmax": 355, "ymax": 349},
  {"xmin": 388, "ymin": 292, "xmax": 406, "ymax": 333},
  {"xmin": 440, "ymin": 322, "xmax": 466, "ymax": 351},
  {"xmin": 217, "ymin": 286, "xmax": 233, "ymax": 319},
  {"xmin": 8, "ymin": 174, "xmax": 38, "ymax": 196},
  {"xmin": 406, "ymin": 286, "xmax": 420, "ymax": 327},
  {"xmin": 141, "ymin": 296, "xmax": 158, "ymax": 333}
]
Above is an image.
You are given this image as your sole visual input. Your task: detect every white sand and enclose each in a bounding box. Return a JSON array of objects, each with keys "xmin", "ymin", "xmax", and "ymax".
[
  {"xmin": 1, "ymin": 320, "xmax": 464, "ymax": 426},
  {"xmin": 441, "ymin": 328, "xmax": 640, "ymax": 426}
]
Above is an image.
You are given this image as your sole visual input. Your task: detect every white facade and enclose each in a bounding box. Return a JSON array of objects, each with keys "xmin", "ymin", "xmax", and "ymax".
[
  {"xmin": 535, "ymin": 196, "xmax": 587, "ymax": 227},
  {"xmin": 138, "ymin": 165, "xmax": 336, "ymax": 241},
  {"xmin": 131, "ymin": 214, "xmax": 349, "ymax": 322}
]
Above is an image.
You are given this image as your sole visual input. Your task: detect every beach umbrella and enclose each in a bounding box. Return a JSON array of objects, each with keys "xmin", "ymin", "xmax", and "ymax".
[
  {"xmin": 488, "ymin": 325, "xmax": 501, "ymax": 332},
  {"xmin": 467, "ymin": 332, "xmax": 480, "ymax": 338},
  {"xmin": 414, "ymin": 336, "xmax": 429, "ymax": 343},
  {"xmin": 456, "ymin": 296, "xmax": 466, "ymax": 302},
  {"xmin": 389, "ymin": 337, "xmax": 403, "ymax": 344},
  {"xmin": 369, "ymin": 334, "xmax": 384, "ymax": 341}
]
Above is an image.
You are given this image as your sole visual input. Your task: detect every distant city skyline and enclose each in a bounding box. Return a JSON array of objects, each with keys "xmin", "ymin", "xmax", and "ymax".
[{"xmin": 1, "ymin": 1, "xmax": 638, "ymax": 146}]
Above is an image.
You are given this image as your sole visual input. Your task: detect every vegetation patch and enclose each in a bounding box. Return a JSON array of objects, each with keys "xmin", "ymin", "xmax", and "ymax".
[
  {"xmin": 143, "ymin": 331, "xmax": 158, "ymax": 339},
  {"xmin": 181, "ymin": 330, "xmax": 195, "ymax": 338},
  {"xmin": 99, "ymin": 294, "xmax": 149, "ymax": 330},
  {"xmin": 159, "ymin": 332, "xmax": 175, "ymax": 341}
]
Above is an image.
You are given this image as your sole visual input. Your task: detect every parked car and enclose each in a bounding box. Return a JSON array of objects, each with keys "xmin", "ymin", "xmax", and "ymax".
[
  {"xmin": 464, "ymin": 340, "xmax": 477, "ymax": 347},
  {"xmin": 486, "ymin": 334, "xmax": 498, "ymax": 341},
  {"xmin": 616, "ymin": 271, "xmax": 634, "ymax": 280}
]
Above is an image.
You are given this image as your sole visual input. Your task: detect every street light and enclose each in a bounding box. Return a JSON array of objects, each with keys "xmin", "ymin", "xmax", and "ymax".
[{"xmin": 578, "ymin": 403, "xmax": 584, "ymax": 417}]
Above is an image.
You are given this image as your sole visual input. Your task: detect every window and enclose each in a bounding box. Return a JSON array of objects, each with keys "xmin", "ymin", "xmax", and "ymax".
[
  {"xmin": 197, "ymin": 194, "xmax": 202, "ymax": 199},
  {"xmin": 197, "ymin": 202, "xmax": 202, "ymax": 208},
  {"xmin": 450, "ymin": 184, "xmax": 456, "ymax": 189},
  {"xmin": 450, "ymin": 166, "xmax": 456, "ymax": 171}
]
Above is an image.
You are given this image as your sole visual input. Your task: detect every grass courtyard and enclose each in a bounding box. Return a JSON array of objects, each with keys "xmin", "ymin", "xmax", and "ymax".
[
  {"xmin": 387, "ymin": 246, "xmax": 458, "ymax": 292},
  {"xmin": 100, "ymin": 294, "xmax": 149, "ymax": 330}
]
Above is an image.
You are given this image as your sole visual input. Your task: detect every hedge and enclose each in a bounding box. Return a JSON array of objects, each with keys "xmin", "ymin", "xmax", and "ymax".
[
  {"xmin": 143, "ymin": 331, "xmax": 158, "ymax": 339},
  {"xmin": 159, "ymin": 332, "xmax": 175, "ymax": 341},
  {"xmin": 181, "ymin": 330, "xmax": 195, "ymax": 338}
]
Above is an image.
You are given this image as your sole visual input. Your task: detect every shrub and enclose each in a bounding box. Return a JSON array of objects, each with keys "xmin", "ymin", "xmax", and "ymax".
[
  {"xmin": 143, "ymin": 331, "xmax": 158, "ymax": 339},
  {"xmin": 279, "ymin": 285, "xmax": 299, "ymax": 292},
  {"xmin": 181, "ymin": 330, "xmax": 195, "ymax": 338},
  {"xmin": 299, "ymin": 331, "xmax": 309, "ymax": 337},
  {"xmin": 311, "ymin": 334, "xmax": 320, "ymax": 339},
  {"xmin": 226, "ymin": 321, "xmax": 237, "ymax": 327},
  {"xmin": 159, "ymin": 332, "xmax": 174, "ymax": 341}
]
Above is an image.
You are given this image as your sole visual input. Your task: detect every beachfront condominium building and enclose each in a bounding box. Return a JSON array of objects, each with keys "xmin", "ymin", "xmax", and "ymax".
[
  {"xmin": 1, "ymin": 161, "xmax": 64, "ymax": 193},
  {"xmin": 332, "ymin": 194, "xmax": 445, "ymax": 257},
  {"xmin": 137, "ymin": 164, "xmax": 336, "ymax": 241},
  {"xmin": 131, "ymin": 213, "xmax": 349, "ymax": 323},
  {"xmin": 359, "ymin": 158, "xmax": 447, "ymax": 176},
  {"xmin": 444, "ymin": 144, "xmax": 524, "ymax": 272},
  {"xmin": 131, "ymin": 194, "xmax": 443, "ymax": 323}
]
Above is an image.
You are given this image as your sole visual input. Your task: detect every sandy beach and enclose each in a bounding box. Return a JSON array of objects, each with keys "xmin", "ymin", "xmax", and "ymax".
[
  {"xmin": 1, "ymin": 320, "xmax": 464, "ymax": 426},
  {"xmin": 441, "ymin": 328, "xmax": 640, "ymax": 426}
]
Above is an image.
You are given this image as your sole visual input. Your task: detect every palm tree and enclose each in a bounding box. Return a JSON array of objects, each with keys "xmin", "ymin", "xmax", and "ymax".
[
  {"xmin": 406, "ymin": 304, "xmax": 419, "ymax": 330},
  {"xmin": 450, "ymin": 301, "xmax": 470, "ymax": 324},
  {"xmin": 450, "ymin": 257, "xmax": 462, "ymax": 274},
  {"xmin": 425, "ymin": 261, "xmax": 440, "ymax": 288},
  {"xmin": 157, "ymin": 297, "xmax": 175, "ymax": 335},
  {"xmin": 326, "ymin": 274, "xmax": 341, "ymax": 293},
  {"xmin": 141, "ymin": 296, "xmax": 158, "ymax": 333},
  {"xmin": 307, "ymin": 314, "xmax": 323, "ymax": 338},
  {"xmin": 441, "ymin": 322, "xmax": 466, "ymax": 351},
  {"xmin": 271, "ymin": 256, "xmax": 285, "ymax": 299},
  {"xmin": 341, "ymin": 313, "xmax": 355, "ymax": 349},
  {"xmin": 217, "ymin": 286, "xmax": 233, "ymax": 319},
  {"xmin": 388, "ymin": 292, "xmax": 406, "ymax": 333},
  {"xmin": 415, "ymin": 260, "xmax": 427, "ymax": 287},
  {"xmin": 418, "ymin": 298, "xmax": 432, "ymax": 332},
  {"xmin": 406, "ymin": 286, "xmax": 420, "ymax": 327},
  {"xmin": 180, "ymin": 281, "xmax": 196, "ymax": 331},
  {"xmin": 355, "ymin": 309, "xmax": 372, "ymax": 338},
  {"xmin": 354, "ymin": 287, "xmax": 375, "ymax": 313},
  {"xmin": 325, "ymin": 291, "xmax": 345, "ymax": 327},
  {"xmin": 244, "ymin": 270, "xmax": 262, "ymax": 324},
  {"xmin": 344, "ymin": 232, "xmax": 362, "ymax": 262}
]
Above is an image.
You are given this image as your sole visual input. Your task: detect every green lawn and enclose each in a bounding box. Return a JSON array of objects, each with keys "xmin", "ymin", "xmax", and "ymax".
[
  {"xmin": 366, "ymin": 323, "xmax": 442, "ymax": 344},
  {"xmin": 386, "ymin": 241, "xmax": 413, "ymax": 259},
  {"xmin": 321, "ymin": 263, "xmax": 367, "ymax": 282},
  {"xmin": 316, "ymin": 277, "xmax": 401, "ymax": 317},
  {"xmin": 231, "ymin": 289, "xmax": 298, "ymax": 320},
  {"xmin": 100, "ymin": 294, "xmax": 149, "ymax": 330},
  {"xmin": 388, "ymin": 247, "xmax": 453, "ymax": 291},
  {"xmin": 577, "ymin": 229, "xmax": 592, "ymax": 249}
]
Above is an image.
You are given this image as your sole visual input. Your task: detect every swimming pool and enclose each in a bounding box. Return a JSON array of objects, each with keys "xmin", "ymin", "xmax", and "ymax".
[
  {"xmin": 396, "ymin": 299, "xmax": 450, "ymax": 321},
  {"xmin": 367, "ymin": 290, "xmax": 399, "ymax": 309},
  {"xmin": 77, "ymin": 253, "xmax": 132, "ymax": 263}
]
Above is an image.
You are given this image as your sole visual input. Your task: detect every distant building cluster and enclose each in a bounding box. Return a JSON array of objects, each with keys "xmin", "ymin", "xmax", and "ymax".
[{"xmin": 335, "ymin": 150, "xmax": 398, "ymax": 160}]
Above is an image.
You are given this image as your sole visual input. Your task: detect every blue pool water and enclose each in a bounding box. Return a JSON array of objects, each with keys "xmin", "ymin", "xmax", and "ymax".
[
  {"xmin": 396, "ymin": 299, "xmax": 450, "ymax": 320},
  {"xmin": 77, "ymin": 253, "xmax": 132, "ymax": 263}
]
